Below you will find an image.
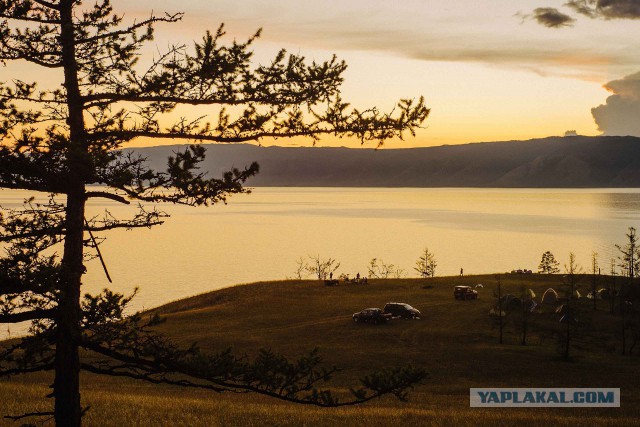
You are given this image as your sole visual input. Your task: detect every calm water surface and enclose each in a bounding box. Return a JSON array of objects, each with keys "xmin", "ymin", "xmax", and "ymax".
[{"xmin": 2, "ymin": 187, "xmax": 640, "ymax": 317}]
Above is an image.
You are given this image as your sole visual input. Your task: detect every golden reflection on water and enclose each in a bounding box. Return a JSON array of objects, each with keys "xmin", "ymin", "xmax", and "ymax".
[{"xmin": 2, "ymin": 187, "xmax": 640, "ymax": 312}]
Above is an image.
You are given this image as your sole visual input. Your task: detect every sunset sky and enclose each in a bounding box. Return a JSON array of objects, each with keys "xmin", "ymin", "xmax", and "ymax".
[
  {"xmin": 9, "ymin": 0, "xmax": 640, "ymax": 148},
  {"xmin": 141, "ymin": 0, "xmax": 639, "ymax": 148}
]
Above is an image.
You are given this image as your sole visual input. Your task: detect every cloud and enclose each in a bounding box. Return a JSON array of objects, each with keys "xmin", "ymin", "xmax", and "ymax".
[
  {"xmin": 566, "ymin": 0, "xmax": 640, "ymax": 19},
  {"xmin": 528, "ymin": 7, "xmax": 576, "ymax": 27},
  {"xmin": 149, "ymin": 0, "xmax": 639, "ymax": 81},
  {"xmin": 591, "ymin": 71, "xmax": 640, "ymax": 135}
]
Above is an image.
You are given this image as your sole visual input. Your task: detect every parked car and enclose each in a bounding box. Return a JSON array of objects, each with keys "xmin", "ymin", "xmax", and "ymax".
[
  {"xmin": 352, "ymin": 308, "xmax": 392, "ymax": 324},
  {"xmin": 382, "ymin": 302, "xmax": 421, "ymax": 319},
  {"xmin": 454, "ymin": 285, "xmax": 478, "ymax": 300}
]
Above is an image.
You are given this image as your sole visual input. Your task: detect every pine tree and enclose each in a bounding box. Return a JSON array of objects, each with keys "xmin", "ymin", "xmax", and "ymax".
[
  {"xmin": 0, "ymin": 1, "xmax": 429, "ymax": 425},
  {"xmin": 538, "ymin": 251, "xmax": 560, "ymax": 274},
  {"xmin": 616, "ymin": 227, "xmax": 640, "ymax": 282},
  {"xmin": 414, "ymin": 247, "xmax": 437, "ymax": 278}
]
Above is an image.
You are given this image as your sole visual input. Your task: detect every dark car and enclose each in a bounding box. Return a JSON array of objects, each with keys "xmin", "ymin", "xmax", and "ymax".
[
  {"xmin": 382, "ymin": 302, "xmax": 421, "ymax": 319},
  {"xmin": 454, "ymin": 286, "xmax": 478, "ymax": 300},
  {"xmin": 352, "ymin": 308, "xmax": 392, "ymax": 324}
]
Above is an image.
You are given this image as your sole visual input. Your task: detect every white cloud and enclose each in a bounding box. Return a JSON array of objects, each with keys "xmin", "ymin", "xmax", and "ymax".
[{"xmin": 592, "ymin": 71, "xmax": 640, "ymax": 136}]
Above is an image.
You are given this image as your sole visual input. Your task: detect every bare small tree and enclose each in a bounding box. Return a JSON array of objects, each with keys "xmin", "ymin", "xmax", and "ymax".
[
  {"xmin": 490, "ymin": 275, "xmax": 508, "ymax": 344},
  {"xmin": 368, "ymin": 258, "xmax": 402, "ymax": 279},
  {"xmin": 609, "ymin": 258, "xmax": 617, "ymax": 315},
  {"xmin": 394, "ymin": 267, "xmax": 406, "ymax": 279},
  {"xmin": 591, "ymin": 251, "xmax": 599, "ymax": 311},
  {"xmin": 293, "ymin": 257, "xmax": 307, "ymax": 280},
  {"xmin": 305, "ymin": 255, "xmax": 341, "ymax": 280},
  {"xmin": 560, "ymin": 252, "xmax": 581, "ymax": 361},
  {"xmin": 414, "ymin": 248, "xmax": 437, "ymax": 278}
]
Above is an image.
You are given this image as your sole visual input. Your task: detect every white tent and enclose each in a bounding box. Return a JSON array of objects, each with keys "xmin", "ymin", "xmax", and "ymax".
[{"xmin": 541, "ymin": 288, "xmax": 558, "ymax": 305}]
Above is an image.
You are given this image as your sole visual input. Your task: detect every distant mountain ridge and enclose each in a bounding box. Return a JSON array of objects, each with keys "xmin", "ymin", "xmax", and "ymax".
[{"xmin": 125, "ymin": 136, "xmax": 640, "ymax": 187}]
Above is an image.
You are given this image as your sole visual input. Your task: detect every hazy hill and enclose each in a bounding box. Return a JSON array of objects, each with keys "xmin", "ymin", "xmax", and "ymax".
[{"xmin": 126, "ymin": 135, "xmax": 640, "ymax": 187}]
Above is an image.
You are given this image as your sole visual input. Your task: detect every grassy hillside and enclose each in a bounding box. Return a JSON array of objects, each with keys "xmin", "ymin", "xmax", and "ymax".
[{"xmin": 1, "ymin": 275, "xmax": 638, "ymax": 426}]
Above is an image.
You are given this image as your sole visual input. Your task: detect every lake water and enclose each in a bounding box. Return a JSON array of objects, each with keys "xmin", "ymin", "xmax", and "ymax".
[{"xmin": 2, "ymin": 187, "xmax": 640, "ymax": 320}]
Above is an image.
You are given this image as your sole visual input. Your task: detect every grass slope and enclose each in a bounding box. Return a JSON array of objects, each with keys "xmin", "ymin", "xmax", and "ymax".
[{"xmin": 1, "ymin": 275, "xmax": 638, "ymax": 426}]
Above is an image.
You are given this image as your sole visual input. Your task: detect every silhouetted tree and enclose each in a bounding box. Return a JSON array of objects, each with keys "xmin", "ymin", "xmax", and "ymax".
[
  {"xmin": 518, "ymin": 286, "xmax": 536, "ymax": 346},
  {"xmin": 414, "ymin": 247, "xmax": 437, "ymax": 278},
  {"xmin": 590, "ymin": 251, "xmax": 599, "ymax": 310},
  {"xmin": 609, "ymin": 258, "xmax": 617, "ymax": 315},
  {"xmin": 490, "ymin": 275, "xmax": 508, "ymax": 344},
  {"xmin": 0, "ymin": 1, "xmax": 429, "ymax": 425},
  {"xmin": 560, "ymin": 252, "xmax": 581, "ymax": 361},
  {"xmin": 304, "ymin": 255, "xmax": 341, "ymax": 280},
  {"xmin": 538, "ymin": 251, "xmax": 560, "ymax": 274},
  {"xmin": 616, "ymin": 227, "xmax": 640, "ymax": 282},
  {"xmin": 293, "ymin": 257, "xmax": 307, "ymax": 280},
  {"xmin": 368, "ymin": 258, "xmax": 403, "ymax": 279}
]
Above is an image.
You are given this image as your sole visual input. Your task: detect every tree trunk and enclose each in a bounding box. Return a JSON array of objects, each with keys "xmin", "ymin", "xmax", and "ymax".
[
  {"xmin": 497, "ymin": 282, "xmax": 503, "ymax": 345},
  {"xmin": 592, "ymin": 274, "xmax": 597, "ymax": 311},
  {"xmin": 564, "ymin": 321, "xmax": 570, "ymax": 360},
  {"xmin": 54, "ymin": 190, "xmax": 85, "ymax": 426},
  {"xmin": 521, "ymin": 311, "xmax": 527, "ymax": 346},
  {"xmin": 56, "ymin": 1, "xmax": 88, "ymax": 425},
  {"xmin": 610, "ymin": 279, "xmax": 615, "ymax": 315}
]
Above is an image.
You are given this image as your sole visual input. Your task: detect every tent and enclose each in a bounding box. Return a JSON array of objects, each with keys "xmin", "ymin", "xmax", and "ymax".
[
  {"xmin": 587, "ymin": 288, "xmax": 612, "ymax": 300},
  {"xmin": 541, "ymin": 288, "xmax": 558, "ymax": 305},
  {"xmin": 523, "ymin": 299, "xmax": 538, "ymax": 312},
  {"xmin": 489, "ymin": 308, "xmax": 507, "ymax": 317},
  {"xmin": 555, "ymin": 304, "xmax": 569, "ymax": 315},
  {"xmin": 499, "ymin": 294, "xmax": 521, "ymax": 311}
]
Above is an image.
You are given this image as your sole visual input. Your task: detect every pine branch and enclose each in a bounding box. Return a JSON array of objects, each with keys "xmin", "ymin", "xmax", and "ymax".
[
  {"xmin": 80, "ymin": 362, "xmax": 229, "ymax": 393},
  {"xmin": 32, "ymin": 0, "xmax": 59, "ymax": 10},
  {"xmin": 85, "ymin": 222, "xmax": 164, "ymax": 232},
  {"xmin": 0, "ymin": 45, "xmax": 62, "ymax": 67},
  {"xmin": 76, "ymin": 13, "xmax": 183, "ymax": 45},
  {"xmin": 0, "ymin": 363, "xmax": 54, "ymax": 376},
  {"xmin": 0, "ymin": 275, "xmax": 37, "ymax": 295},
  {"xmin": 0, "ymin": 308, "xmax": 56, "ymax": 323},
  {"xmin": 80, "ymin": 337, "xmax": 426, "ymax": 407},
  {"xmin": 0, "ymin": 226, "xmax": 65, "ymax": 242},
  {"xmin": 92, "ymin": 128, "xmax": 365, "ymax": 144},
  {"xmin": 82, "ymin": 94, "xmax": 318, "ymax": 107},
  {"xmin": 0, "ymin": 14, "xmax": 59, "ymax": 24},
  {"xmin": 4, "ymin": 411, "xmax": 55, "ymax": 422},
  {"xmin": 85, "ymin": 191, "xmax": 130, "ymax": 205}
]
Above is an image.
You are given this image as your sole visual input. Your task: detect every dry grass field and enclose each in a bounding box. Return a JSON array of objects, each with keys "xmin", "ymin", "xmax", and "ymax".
[{"xmin": 1, "ymin": 274, "xmax": 638, "ymax": 426}]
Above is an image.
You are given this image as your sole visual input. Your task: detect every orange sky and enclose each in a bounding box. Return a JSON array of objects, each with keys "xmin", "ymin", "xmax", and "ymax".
[
  {"xmin": 4, "ymin": 0, "xmax": 639, "ymax": 149},
  {"xmin": 123, "ymin": 0, "xmax": 640, "ymax": 148}
]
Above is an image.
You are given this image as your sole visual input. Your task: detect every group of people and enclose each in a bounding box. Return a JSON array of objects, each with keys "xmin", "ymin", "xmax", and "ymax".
[{"xmin": 330, "ymin": 272, "xmax": 368, "ymax": 284}]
